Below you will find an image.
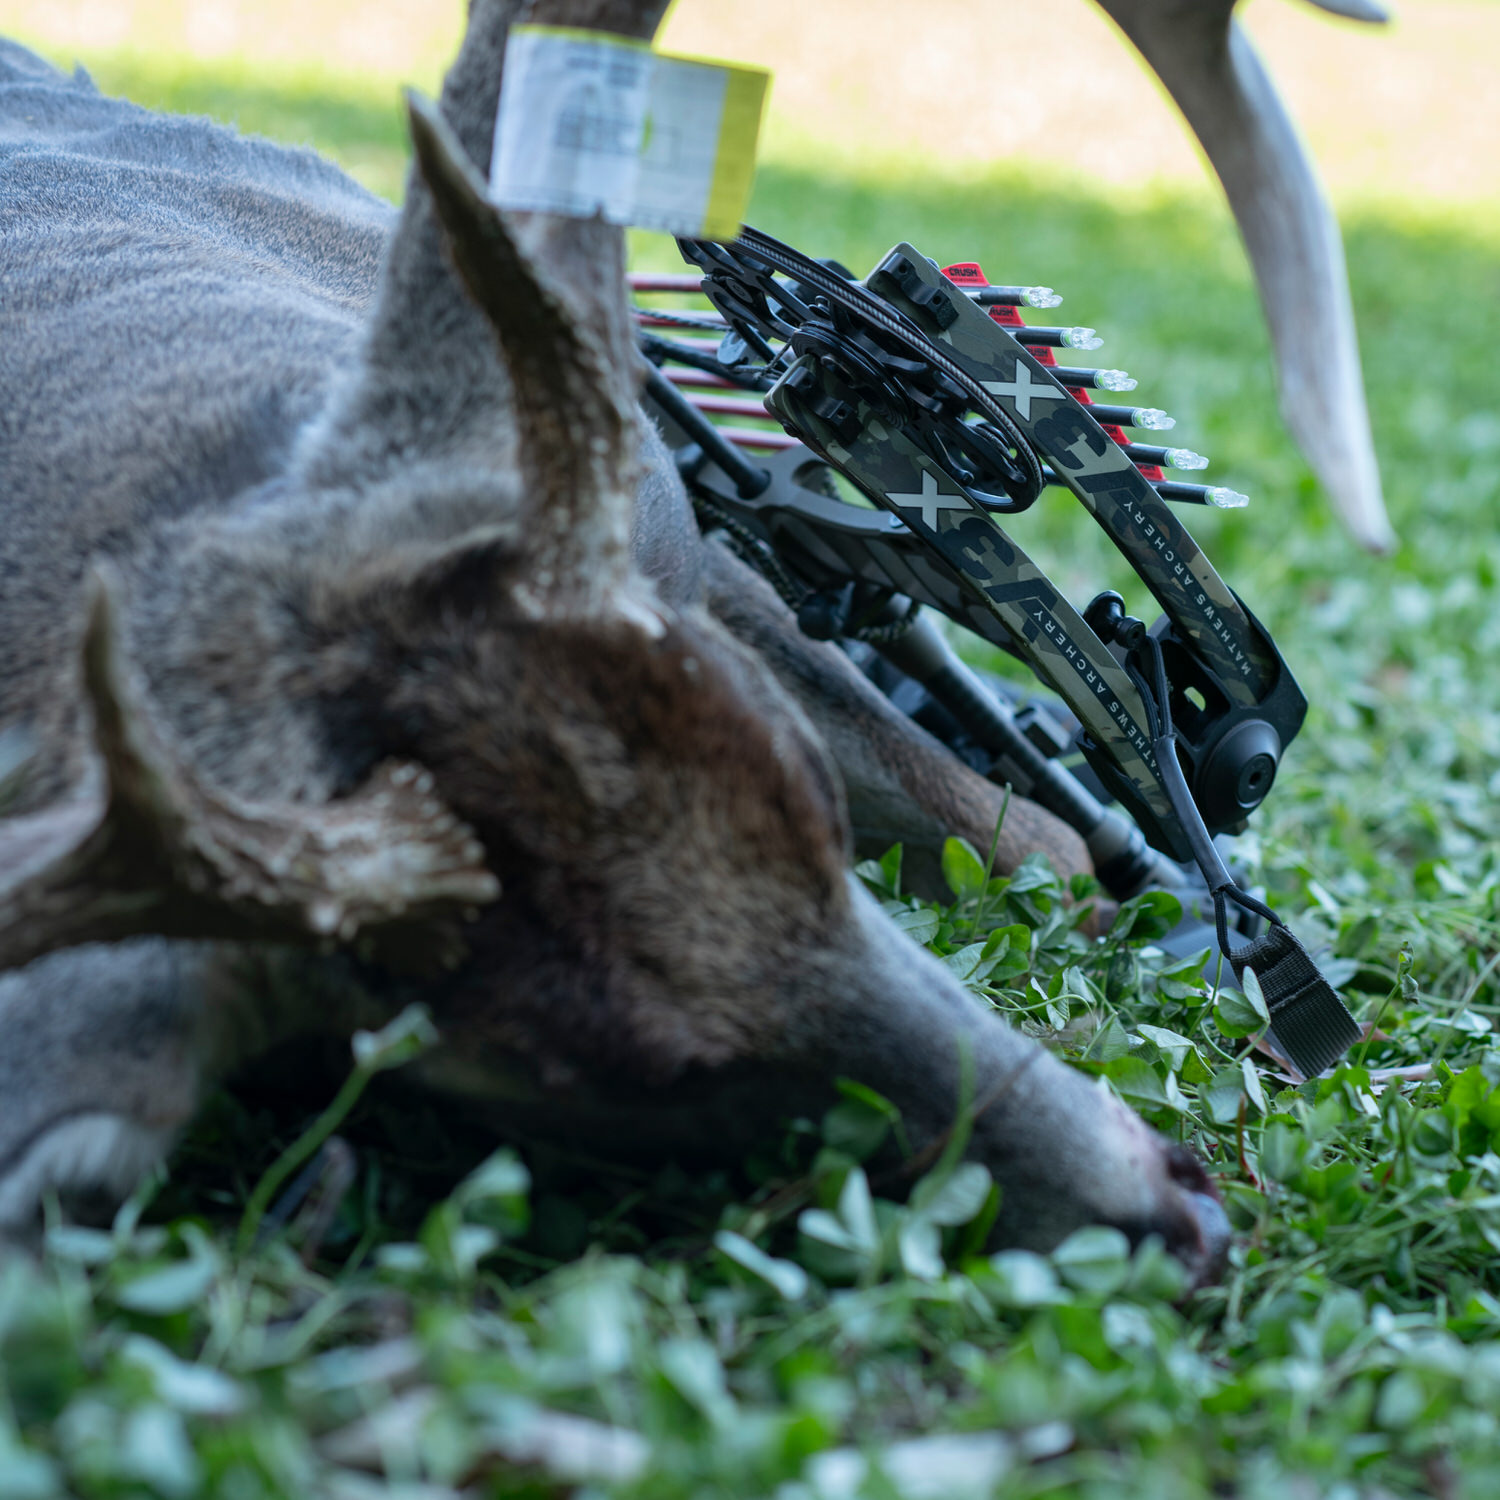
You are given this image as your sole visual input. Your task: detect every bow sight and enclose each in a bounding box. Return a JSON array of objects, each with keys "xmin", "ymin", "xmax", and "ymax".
[{"xmin": 636, "ymin": 226, "xmax": 1361, "ymax": 1079}]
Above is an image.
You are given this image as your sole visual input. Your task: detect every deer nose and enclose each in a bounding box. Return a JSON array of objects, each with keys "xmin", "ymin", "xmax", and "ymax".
[
  {"xmin": 1162, "ymin": 1143, "xmax": 1232, "ymax": 1288},
  {"xmin": 1185, "ymin": 1191, "xmax": 1233, "ymax": 1289}
]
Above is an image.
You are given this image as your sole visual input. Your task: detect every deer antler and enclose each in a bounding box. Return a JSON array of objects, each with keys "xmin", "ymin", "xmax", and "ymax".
[
  {"xmin": 1094, "ymin": 0, "xmax": 1393, "ymax": 552},
  {"xmin": 0, "ymin": 572, "xmax": 500, "ymax": 976}
]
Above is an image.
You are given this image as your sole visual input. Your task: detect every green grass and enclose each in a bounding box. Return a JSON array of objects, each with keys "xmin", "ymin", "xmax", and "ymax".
[{"xmin": 6, "ymin": 56, "xmax": 1500, "ymax": 1500}]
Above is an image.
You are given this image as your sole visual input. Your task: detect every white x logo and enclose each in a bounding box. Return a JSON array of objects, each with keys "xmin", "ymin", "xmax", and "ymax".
[
  {"xmin": 888, "ymin": 467, "xmax": 970, "ymax": 529},
  {"xmin": 981, "ymin": 361, "xmax": 1066, "ymax": 422}
]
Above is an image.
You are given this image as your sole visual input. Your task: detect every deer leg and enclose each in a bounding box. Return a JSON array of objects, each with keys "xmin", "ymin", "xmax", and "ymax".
[
  {"xmin": 0, "ymin": 940, "xmax": 386, "ymax": 1236},
  {"xmin": 699, "ymin": 540, "xmax": 1092, "ymax": 899}
]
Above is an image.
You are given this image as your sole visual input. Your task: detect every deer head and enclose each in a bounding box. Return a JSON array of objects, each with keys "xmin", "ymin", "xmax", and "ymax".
[{"xmin": 0, "ymin": 0, "xmax": 1234, "ymax": 1268}]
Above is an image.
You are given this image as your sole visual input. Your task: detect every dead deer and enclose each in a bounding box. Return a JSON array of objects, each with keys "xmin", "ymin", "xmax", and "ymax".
[{"xmin": 0, "ymin": 0, "xmax": 1385, "ymax": 1274}]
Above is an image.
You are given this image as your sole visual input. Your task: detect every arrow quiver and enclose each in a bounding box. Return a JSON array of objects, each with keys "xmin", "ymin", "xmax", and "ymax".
[{"xmin": 636, "ymin": 227, "xmax": 1360, "ymax": 1078}]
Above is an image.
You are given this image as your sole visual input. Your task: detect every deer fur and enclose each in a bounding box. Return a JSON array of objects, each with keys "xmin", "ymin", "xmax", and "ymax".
[{"xmin": 0, "ymin": 1, "xmax": 1226, "ymax": 1274}]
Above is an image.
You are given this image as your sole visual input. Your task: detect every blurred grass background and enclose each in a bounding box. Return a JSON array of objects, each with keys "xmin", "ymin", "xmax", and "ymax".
[
  {"xmin": 7, "ymin": 1, "xmax": 1498, "ymax": 209},
  {"xmin": 3, "ymin": 0, "xmax": 1498, "ymax": 888}
]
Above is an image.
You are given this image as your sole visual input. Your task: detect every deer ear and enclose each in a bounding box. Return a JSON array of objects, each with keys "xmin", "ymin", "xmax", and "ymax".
[
  {"xmin": 0, "ymin": 571, "xmax": 500, "ymax": 978},
  {"xmin": 405, "ymin": 90, "xmax": 640, "ymax": 615}
]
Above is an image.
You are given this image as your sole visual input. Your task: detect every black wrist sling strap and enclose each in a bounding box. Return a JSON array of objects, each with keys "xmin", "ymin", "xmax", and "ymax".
[{"xmin": 1126, "ymin": 625, "xmax": 1361, "ymax": 1079}]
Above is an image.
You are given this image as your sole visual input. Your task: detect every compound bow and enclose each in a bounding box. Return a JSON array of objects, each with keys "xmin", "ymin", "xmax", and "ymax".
[{"xmin": 637, "ymin": 226, "xmax": 1359, "ymax": 1079}]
